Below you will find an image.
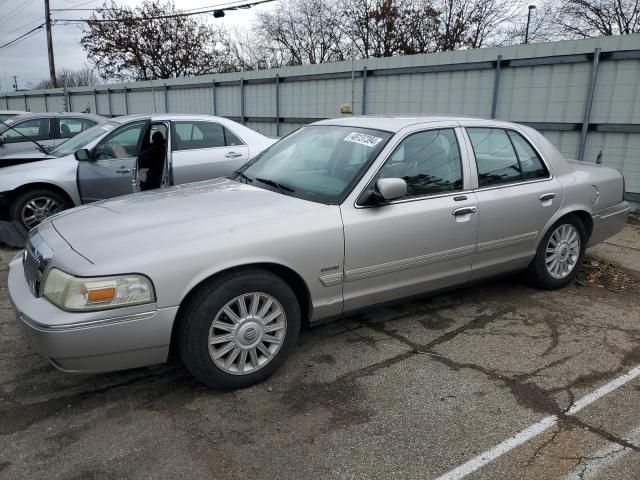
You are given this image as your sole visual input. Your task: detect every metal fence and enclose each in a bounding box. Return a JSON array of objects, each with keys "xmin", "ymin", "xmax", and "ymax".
[{"xmin": 3, "ymin": 34, "xmax": 640, "ymax": 199}]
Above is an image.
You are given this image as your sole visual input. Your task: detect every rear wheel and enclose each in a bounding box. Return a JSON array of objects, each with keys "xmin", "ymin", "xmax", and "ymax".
[
  {"xmin": 525, "ymin": 214, "xmax": 587, "ymax": 289},
  {"xmin": 177, "ymin": 269, "xmax": 301, "ymax": 389},
  {"xmin": 10, "ymin": 188, "xmax": 71, "ymax": 230}
]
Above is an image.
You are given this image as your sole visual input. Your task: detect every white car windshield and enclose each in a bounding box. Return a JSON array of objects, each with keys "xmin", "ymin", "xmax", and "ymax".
[
  {"xmin": 50, "ymin": 121, "xmax": 117, "ymax": 157},
  {"xmin": 236, "ymin": 125, "xmax": 392, "ymax": 204}
]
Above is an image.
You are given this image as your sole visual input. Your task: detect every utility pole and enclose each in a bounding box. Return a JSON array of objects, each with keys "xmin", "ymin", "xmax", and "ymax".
[
  {"xmin": 524, "ymin": 5, "xmax": 536, "ymax": 44},
  {"xmin": 44, "ymin": 0, "xmax": 58, "ymax": 88}
]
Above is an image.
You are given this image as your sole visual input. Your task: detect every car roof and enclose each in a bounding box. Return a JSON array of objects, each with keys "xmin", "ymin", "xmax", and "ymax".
[
  {"xmin": 0, "ymin": 110, "xmax": 28, "ymax": 115},
  {"xmin": 313, "ymin": 115, "xmax": 513, "ymax": 133},
  {"xmin": 3, "ymin": 112, "xmax": 106, "ymax": 122},
  {"xmin": 108, "ymin": 113, "xmax": 243, "ymax": 123}
]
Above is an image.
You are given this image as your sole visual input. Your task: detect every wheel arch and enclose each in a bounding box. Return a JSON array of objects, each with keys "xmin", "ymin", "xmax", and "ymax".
[
  {"xmin": 169, "ymin": 262, "xmax": 313, "ymax": 356},
  {"xmin": 8, "ymin": 182, "xmax": 75, "ymax": 207},
  {"xmin": 538, "ymin": 207, "xmax": 594, "ymax": 249}
]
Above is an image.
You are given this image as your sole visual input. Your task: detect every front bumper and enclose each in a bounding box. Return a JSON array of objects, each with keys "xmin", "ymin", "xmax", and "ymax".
[
  {"xmin": 588, "ymin": 201, "xmax": 630, "ymax": 247},
  {"xmin": 8, "ymin": 255, "xmax": 178, "ymax": 373}
]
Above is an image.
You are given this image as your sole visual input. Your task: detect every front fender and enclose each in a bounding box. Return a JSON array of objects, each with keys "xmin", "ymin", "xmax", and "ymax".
[{"xmin": 0, "ymin": 158, "xmax": 81, "ymax": 206}]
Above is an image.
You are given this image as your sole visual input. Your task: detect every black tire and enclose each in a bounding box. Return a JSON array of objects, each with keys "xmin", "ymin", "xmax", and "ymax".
[
  {"xmin": 10, "ymin": 187, "xmax": 71, "ymax": 230},
  {"xmin": 177, "ymin": 269, "xmax": 301, "ymax": 389},
  {"xmin": 524, "ymin": 214, "xmax": 587, "ymax": 289}
]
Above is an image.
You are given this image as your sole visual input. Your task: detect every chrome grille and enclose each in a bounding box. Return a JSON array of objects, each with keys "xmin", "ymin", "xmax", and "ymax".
[
  {"xmin": 22, "ymin": 233, "xmax": 52, "ymax": 297},
  {"xmin": 23, "ymin": 242, "xmax": 42, "ymax": 296}
]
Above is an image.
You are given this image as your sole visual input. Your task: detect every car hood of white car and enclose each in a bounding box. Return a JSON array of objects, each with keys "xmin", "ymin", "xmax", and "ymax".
[{"xmin": 51, "ymin": 178, "xmax": 325, "ymax": 265}]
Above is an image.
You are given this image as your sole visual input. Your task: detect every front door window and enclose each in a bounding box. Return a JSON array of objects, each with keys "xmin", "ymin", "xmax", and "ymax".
[{"xmin": 94, "ymin": 122, "xmax": 145, "ymax": 160}]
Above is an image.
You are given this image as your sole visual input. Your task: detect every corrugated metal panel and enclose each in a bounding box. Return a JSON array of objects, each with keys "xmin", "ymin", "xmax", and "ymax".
[
  {"xmin": 69, "ymin": 93, "xmax": 93, "ymax": 113},
  {"xmin": 2, "ymin": 35, "xmax": 640, "ymax": 193},
  {"xmin": 585, "ymin": 132, "xmax": 640, "ymax": 193},
  {"xmin": 215, "ymin": 85, "xmax": 240, "ymax": 117},
  {"xmin": 245, "ymin": 83, "xmax": 275, "ymax": 117},
  {"xmin": 45, "ymin": 95, "xmax": 65, "ymax": 112},
  {"xmin": 96, "ymin": 92, "xmax": 111, "ymax": 116},
  {"xmin": 590, "ymin": 58, "xmax": 640, "ymax": 124}
]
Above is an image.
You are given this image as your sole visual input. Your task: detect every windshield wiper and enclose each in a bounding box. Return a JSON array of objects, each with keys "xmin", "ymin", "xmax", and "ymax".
[
  {"xmin": 233, "ymin": 171, "xmax": 254, "ymax": 183},
  {"xmin": 0, "ymin": 119, "xmax": 50, "ymax": 155},
  {"xmin": 255, "ymin": 177, "xmax": 296, "ymax": 194}
]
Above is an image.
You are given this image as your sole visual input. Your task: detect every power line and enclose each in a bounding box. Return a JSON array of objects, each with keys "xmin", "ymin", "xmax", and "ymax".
[
  {"xmin": 52, "ymin": 0, "xmax": 277, "ymax": 22},
  {"xmin": 0, "ymin": 17, "xmax": 44, "ymax": 43},
  {"xmin": 0, "ymin": 23, "xmax": 46, "ymax": 53},
  {"xmin": 3, "ymin": 0, "xmax": 37, "ymax": 24}
]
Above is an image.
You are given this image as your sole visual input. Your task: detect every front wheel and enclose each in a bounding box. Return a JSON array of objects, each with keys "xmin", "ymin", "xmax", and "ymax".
[
  {"xmin": 177, "ymin": 269, "xmax": 301, "ymax": 389},
  {"xmin": 525, "ymin": 215, "xmax": 587, "ymax": 289},
  {"xmin": 10, "ymin": 188, "xmax": 71, "ymax": 230}
]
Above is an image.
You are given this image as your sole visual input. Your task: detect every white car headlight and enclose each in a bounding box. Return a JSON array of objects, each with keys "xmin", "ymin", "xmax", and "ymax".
[{"xmin": 43, "ymin": 269, "xmax": 156, "ymax": 312}]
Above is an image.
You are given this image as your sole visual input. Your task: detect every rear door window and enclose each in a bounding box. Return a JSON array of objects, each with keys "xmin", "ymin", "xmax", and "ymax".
[
  {"xmin": 507, "ymin": 130, "xmax": 549, "ymax": 180},
  {"xmin": 467, "ymin": 128, "xmax": 522, "ymax": 187},
  {"xmin": 58, "ymin": 118, "xmax": 85, "ymax": 139},
  {"xmin": 467, "ymin": 128, "xmax": 550, "ymax": 187},
  {"xmin": 172, "ymin": 121, "xmax": 226, "ymax": 151}
]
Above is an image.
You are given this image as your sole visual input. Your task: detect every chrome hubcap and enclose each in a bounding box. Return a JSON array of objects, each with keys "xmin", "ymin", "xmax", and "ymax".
[
  {"xmin": 208, "ymin": 292, "xmax": 286, "ymax": 375},
  {"xmin": 545, "ymin": 224, "xmax": 580, "ymax": 279},
  {"xmin": 21, "ymin": 196, "xmax": 62, "ymax": 229}
]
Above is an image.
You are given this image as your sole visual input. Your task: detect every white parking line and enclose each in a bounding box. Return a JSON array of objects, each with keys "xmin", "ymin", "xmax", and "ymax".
[
  {"xmin": 435, "ymin": 365, "xmax": 640, "ymax": 480},
  {"xmin": 563, "ymin": 424, "xmax": 640, "ymax": 480}
]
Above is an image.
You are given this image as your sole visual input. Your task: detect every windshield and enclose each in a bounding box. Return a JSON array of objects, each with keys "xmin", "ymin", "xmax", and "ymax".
[
  {"xmin": 50, "ymin": 121, "xmax": 116, "ymax": 157},
  {"xmin": 236, "ymin": 125, "xmax": 392, "ymax": 204}
]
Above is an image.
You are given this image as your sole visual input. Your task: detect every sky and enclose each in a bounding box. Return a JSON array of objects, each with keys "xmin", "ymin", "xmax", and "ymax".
[{"xmin": 0, "ymin": 0, "xmax": 276, "ymax": 92}]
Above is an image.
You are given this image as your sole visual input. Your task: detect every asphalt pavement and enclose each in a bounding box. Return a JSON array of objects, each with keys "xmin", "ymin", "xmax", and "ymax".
[{"xmin": 1, "ymin": 225, "xmax": 639, "ymax": 479}]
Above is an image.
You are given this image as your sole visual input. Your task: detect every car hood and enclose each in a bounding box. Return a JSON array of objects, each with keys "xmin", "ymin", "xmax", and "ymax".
[
  {"xmin": 0, "ymin": 151, "xmax": 55, "ymax": 168},
  {"xmin": 51, "ymin": 178, "xmax": 325, "ymax": 265}
]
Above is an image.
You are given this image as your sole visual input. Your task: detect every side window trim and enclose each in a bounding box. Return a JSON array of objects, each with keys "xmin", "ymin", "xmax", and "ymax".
[
  {"xmin": 464, "ymin": 127, "xmax": 552, "ymax": 191},
  {"xmin": 355, "ymin": 127, "xmax": 466, "ymax": 207}
]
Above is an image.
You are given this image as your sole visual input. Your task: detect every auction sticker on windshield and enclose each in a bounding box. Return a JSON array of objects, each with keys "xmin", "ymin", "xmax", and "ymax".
[{"xmin": 344, "ymin": 132, "xmax": 383, "ymax": 148}]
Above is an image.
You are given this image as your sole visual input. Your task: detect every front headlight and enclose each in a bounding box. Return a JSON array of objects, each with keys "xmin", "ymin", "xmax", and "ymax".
[{"xmin": 43, "ymin": 269, "xmax": 156, "ymax": 312}]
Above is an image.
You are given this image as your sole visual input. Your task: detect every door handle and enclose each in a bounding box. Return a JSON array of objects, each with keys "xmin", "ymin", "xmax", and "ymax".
[
  {"xmin": 452, "ymin": 206, "xmax": 477, "ymax": 216},
  {"xmin": 116, "ymin": 167, "xmax": 132, "ymax": 174},
  {"xmin": 539, "ymin": 193, "xmax": 555, "ymax": 202},
  {"xmin": 225, "ymin": 152, "xmax": 243, "ymax": 159}
]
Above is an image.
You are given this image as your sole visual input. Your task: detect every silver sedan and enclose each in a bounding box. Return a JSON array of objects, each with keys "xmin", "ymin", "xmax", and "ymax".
[
  {"xmin": 0, "ymin": 114, "xmax": 275, "ymax": 231},
  {"xmin": 8, "ymin": 116, "xmax": 629, "ymax": 389}
]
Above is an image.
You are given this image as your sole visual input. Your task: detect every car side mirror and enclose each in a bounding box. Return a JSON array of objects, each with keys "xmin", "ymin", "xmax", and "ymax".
[
  {"xmin": 363, "ymin": 178, "xmax": 408, "ymax": 206},
  {"xmin": 376, "ymin": 178, "xmax": 407, "ymax": 201},
  {"xmin": 74, "ymin": 148, "xmax": 91, "ymax": 161}
]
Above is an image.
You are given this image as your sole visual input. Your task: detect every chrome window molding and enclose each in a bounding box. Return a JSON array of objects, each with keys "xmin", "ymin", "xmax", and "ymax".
[{"xmin": 354, "ymin": 189, "xmax": 475, "ymax": 209}]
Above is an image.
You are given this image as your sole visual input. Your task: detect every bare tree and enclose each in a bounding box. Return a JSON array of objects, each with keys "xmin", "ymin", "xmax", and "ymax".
[
  {"xmin": 81, "ymin": 0, "xmax": 236, "ymax": 81},
  {"xmin": 34, "ymin": 67, "xmax": 100, "ymax": 89},
  {"xmin": 227, "ymin": 28, "xmax": 288, "ymax": 71},
  {"xmin": 551, "ymin": 0, "xmax": 640, "ymax": 38},
  {"xmin": 254, "ymin": 0, "xmax": 347, "ymax": 66},
  {"xmin": 340, "ymin": 0, "xmax": 439, "ymax": 57},
  {"xmin": 433, "ymin": 0, "xmax": 520, "ymax": 50}
]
